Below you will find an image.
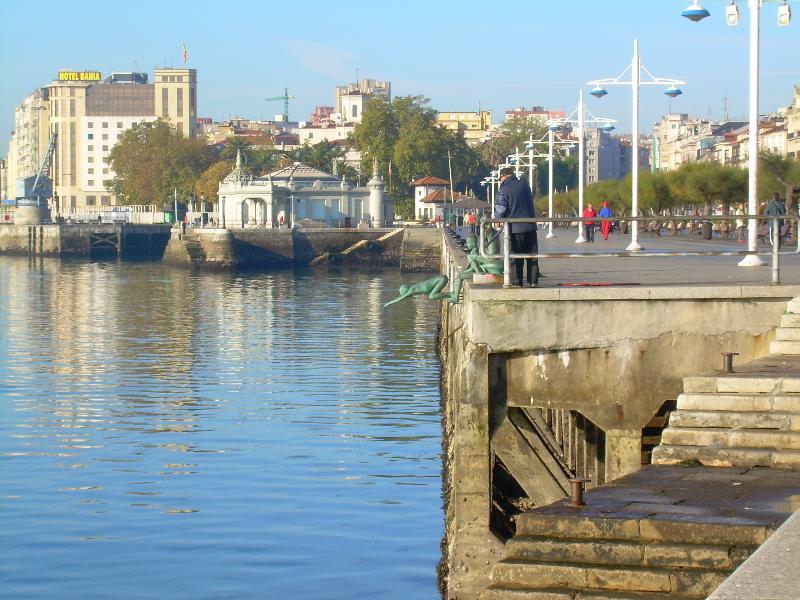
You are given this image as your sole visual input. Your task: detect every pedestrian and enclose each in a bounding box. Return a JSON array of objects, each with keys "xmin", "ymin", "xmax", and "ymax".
[
  {"xmin": 765, "ymin": 192, "xmax": 787, "ymax": 248},
  {"xmin": 735, "ymin": 202, "xmax": 746, "ymax": 243},
  {"xmin": 583, "ymin": 202, "xmax": 597, "ymax": 243},
  {"xmin": 599, "ymin": 201, "xmax": 613, "ymax": 240},
  {"xmin": 494, "ymin": 167, "xmax": 539, "ymax": 287},
  {"xmin": 467, "ymin": 211, "xmax": 476, "ymax": 234}
]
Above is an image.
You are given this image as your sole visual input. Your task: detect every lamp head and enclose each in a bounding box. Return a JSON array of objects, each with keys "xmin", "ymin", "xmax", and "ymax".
[
  {"xmin": 524, "ymin": 142, "xmax": 534, "ymax": 150},
  {"xmin": 590, "ymin": 85, "xmax": 608, "ymax": 98},
  {"xmin": 778, "ymin": 1, "xmax": 791, "ymax": 26},
  {"xmin": 548, "ymin": 122, "xmax": 562, "ymax": 131},
  {"xmin": 682, "ymin": 2, "xmax": 710, "ymax": 21},
  {"xmin": 726, "ymin": 1, "xmax": 740, "ymax": 26},
  {"xmin": 600, "ymin": 123, "xmax": 615, "ymax": 132},
  {"xmin": 664, "ymin": 85, "xmax": 683, "ymax": 98}
]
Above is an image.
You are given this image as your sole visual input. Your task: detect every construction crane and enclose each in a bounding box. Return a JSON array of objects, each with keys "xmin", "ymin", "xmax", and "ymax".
[
  {"xmin": 264, "ymin": 88, "xmax": 294, "ymax": 122},
  {"xmin": 17, "ymin": 131, "xmax": 57, "ymax": 208}
]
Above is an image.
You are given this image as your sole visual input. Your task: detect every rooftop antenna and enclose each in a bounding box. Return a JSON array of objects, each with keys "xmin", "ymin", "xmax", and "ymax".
[
  {"xmin": 355, "ymin": 67, "xmax": 359, "ymax": 85},
  {"xmin": 724, "ymin": 97, "xmax": 729, "ymax": 121}
]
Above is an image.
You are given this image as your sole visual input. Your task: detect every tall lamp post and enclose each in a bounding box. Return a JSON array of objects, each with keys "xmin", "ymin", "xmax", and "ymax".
[
  {"xmin": 588, "ymin": 39, "xmax": 685, "ymax": 251},
  {"xmin": 556, "ymin": 90, "xmax": 616, "ymax": 243},
  {"xmin": 681, "ymin": 1, "xmax": 792, "ymax": 266},
  {"xmin": 525, "ymin": 125, "xmax": 583, "ymax": 239}
]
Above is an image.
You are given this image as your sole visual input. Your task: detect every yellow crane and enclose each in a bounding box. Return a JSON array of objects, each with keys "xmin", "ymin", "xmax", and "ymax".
[{"xmin": 264, "ymin": 88, "xmax": 294, "ymax": 122}]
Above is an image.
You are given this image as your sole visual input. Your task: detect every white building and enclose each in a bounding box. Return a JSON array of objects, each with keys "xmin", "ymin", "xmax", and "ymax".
[
  {"xmin": 412, "ymin": 176, "xmax": 449, "ymax": 220},
  {"xmin": 217, "ymin": 156, "xmax": 389, "ymax": 228}
]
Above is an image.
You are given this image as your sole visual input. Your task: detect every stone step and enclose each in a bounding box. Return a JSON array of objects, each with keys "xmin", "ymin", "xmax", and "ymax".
[
  {"xmin": 780, "ymin": 313, "xmax": 800, "ymax": 328},
  {"xmin": 677, "ymin": 393, "xmax": 800, "ymax": 412},
  {"xmin": 491, "ymin": 561, "xmax": 727, "ymax": 597},
  {"xmin": 651, "ymin": 444, "xmax": 800, "ymax": 468},
  {"xmin": 482, "ymin": 586, "xmax": 700, "ymax": 600},
  {"xmin": 505, "ymin": 537, "xmax": 748, "ymax": 570},
  {"xmin": 668, "ymin": 409, "xmax": 800, "ymax": 431},
  {"xmin": 661, "ymin": 427, "xmax": 800, "ymax": 450},
  {"xmin": 775, "ymin": 327, "xmax": 800, "ymax": 341},
  {"xmin": 514, "ymin": 513, "xmax": 770, "ymax": 545},
  {"xmin": 683, "ymin": 376, "xmax": 800, "ymax": 394},
  {"xmin": 769, "ymin": 340, "xmax": 800, "ymax": 355}
]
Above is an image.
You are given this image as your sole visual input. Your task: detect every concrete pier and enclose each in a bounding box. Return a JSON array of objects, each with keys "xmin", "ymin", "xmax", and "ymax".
[
  {"xmin": 437, "ymin": 229, "xmax": 800, "ymax": 599},
  {"xmin": 0, "ymin": 223, "xmax": 171, "ymax": 257}
]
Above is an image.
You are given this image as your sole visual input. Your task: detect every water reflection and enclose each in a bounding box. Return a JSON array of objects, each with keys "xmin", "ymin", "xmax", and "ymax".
[{"xmin": 0, "ymin": 257, "xmax": 442, "ymax": 599}]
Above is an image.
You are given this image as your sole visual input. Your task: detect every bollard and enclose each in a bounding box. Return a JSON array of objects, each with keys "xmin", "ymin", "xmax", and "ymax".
[
  {"xmin": 722, "ymin": 352, "xmax": 739, "ymax": 373},
  {"xmin": 568, "ymin": 477, "xmax": 591, "ymax": 507}
]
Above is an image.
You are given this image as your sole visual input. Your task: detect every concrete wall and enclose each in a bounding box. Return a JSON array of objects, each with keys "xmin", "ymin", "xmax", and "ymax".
[
  {"xmin": 0, "ymin": 223, "xmax": 171, "ymax": 257},
  {"xmin": 163, "ymin": 227, "xmax": 403, "ymax": 270},
  {"xmin": 437, "ymin": 231, "xmax": 800, "ymax": 599}
]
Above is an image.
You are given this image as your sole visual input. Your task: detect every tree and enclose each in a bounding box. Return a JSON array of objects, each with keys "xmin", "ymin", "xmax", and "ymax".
[
  {"xmin": 294, "ymin": 140, "xmax": 344, "ymax": 172},
  {"xmin": 481, "ymin": 117, "xmax": 548, "ymax": 167},
  {"xmin": 194, "ymin": 160, "xmax": 234, "ymax": 202},
  {"xmin": 759, "ymin": 153, "xmax": 800, "ymax": 205},
  {"xmin": 108, "ymin": 119, "xmax": 213, "ymax": 205}
]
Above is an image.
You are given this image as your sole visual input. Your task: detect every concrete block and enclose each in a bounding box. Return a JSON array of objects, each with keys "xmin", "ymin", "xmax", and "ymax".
[
  {"xmin": 506, "ymin": 538, "xmax": 643, "ymax": 566},
  {"xmin": 715, "ymin": 378, "xmax": 778, "ymax": 394},
  {"xmin": 514, "ymin": 514, "xmax": 640, "ymax": 541},
  {"xmin": 772, "ymin": 395, "xmax": 800, "ymax": 412},
  {"xmin": 728, "ymin": 430, "xmax": 800, "ymax": 450},
  {"xmin": 490, "ymin": 561, "xmax": 588, "ymax": 589},
  {"xmin": 670, "ymin": 569, "xmax": 729, "ymax": 597},
  {"xmin": 482, "ymin": 588, "xmax": 573, "ymax": 600},
  {"xmin": 786, "ymin": 298, "xmax": 800, "ymax": 314},
  {"xmin": 651, "ymin": 444, "xmax": 774, "ymax": 468},
  {"xmin": 643, "ymin": 543, "xmax": 738, "ymax": 569},
  {"xmin": 668, "ymin": 410, "xmax": 791, "ymax": 430},
  {"xmin": 676, "ymin": 394, "xmax": 773, "ymax": 412},
  {"xmin": 683, "ymin": 377, "xmax": 718, "ymax": 393},
  {"xmin": 771, "ymin": 450, "xmax": 800, "ymax": 468},
  {"xmin": 586, "ymin": 566, "xmax": 671, "ymax": 593},
  {"xmin": 775, "ymin": 327, "xmax": 800, "ymax": 341},
  {"xmin": 639, "ymin": 518, "xmax": 769, "ymax": 545},
  {"xmin": 780, "ymin": 313, "xmax": 800, "ymax": 327},
  {"xmin": 661, "ymin": 428, "xmax": 730, "ymax": 447},
  {"xmin": 769, "ymin": 340, "xmax": 800, "ymax": 355}
]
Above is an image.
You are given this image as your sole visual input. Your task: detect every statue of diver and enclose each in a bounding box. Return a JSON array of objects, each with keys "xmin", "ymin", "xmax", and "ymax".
[{"xmin": 383, "ymin": 229, "xmax": 504, "ymax": 308}]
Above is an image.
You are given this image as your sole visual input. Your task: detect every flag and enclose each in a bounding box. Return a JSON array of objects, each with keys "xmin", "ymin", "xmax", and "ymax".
[
  {"xmin": 182, "ymin": 43, "xmax": 187, "ymax": 64},
  {"xmin": 387, "ymin": 160, "xmax": 392, "ymax": 177}
]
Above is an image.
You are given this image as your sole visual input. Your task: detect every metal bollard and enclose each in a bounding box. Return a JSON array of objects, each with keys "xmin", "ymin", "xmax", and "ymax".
[
  {"xmin": 722, "ymin": 352, "xmax": 739, "ymax": 373},
  {"xmin": 568, "ymin": 477, "xmax": 591, "ymax": 507}
]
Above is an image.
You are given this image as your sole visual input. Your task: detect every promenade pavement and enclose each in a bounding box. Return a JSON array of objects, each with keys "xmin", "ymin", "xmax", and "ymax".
[{"xmin": 467, "ymin": 226, "xmax": 800, "ymax": 287}]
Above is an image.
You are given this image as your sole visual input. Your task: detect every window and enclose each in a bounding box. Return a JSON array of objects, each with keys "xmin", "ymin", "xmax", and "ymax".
[
  {"xmin": 116, "ymin": 122, "xmax": 123, "ymax": 128},
  {"xmin": 88, "ymin": 122, "xmax": 94, "ymax": 128},
  {"xmin": 103, "ymin": 180, "xmax": 111, "ymax": 188},
  {"xmin": 102, "ymin": 134, "xmax": 108, "ymax": 140},
  {"xmin": 102, "ymin": 145, "xmax": 108, "ymax": 151},
  {"xmin": 86, "ymin": 195, "xmax": 96, "ymax": 206},
  {"xmin": 88, "ymin": 145, "xmax": 94, "ymax": 151},
  {"xmin": 102, "ymin": 122, "xmax": 108, "ymax": 128},
  {"xmin": 103, "ymin": 168, "xmax": 108, "ymax": 174},
  {"xmin": 88, "ymin": 179, "xmax": 95, "ymax": 186},
  {"xmin": 100, "ymin": 195, "xmax": 111, "ymax": 206},
  {"xmin": 177, "ymin": 75, "xmax": 183, "ymax": 82},
  {"xmin": 176, "ymin": 88, "xmax": 183, "ymax": 117},
  {"xmin": 88, "ymin": 133, "xmax": 93, "ymax": 140},
  {"xmin": 88, "ymin": 168, "xmax": 94, "ymax": 174},
  {"xmin": 162, "ymin": 88, "xmax": 169, "ymax": 117},
  {"xmin": 88, "ymin": 157, "xmax": 94, "ymax": 163},
  {"xmin": 352, "ymin": 105, "xmax": 357, "ymax": 119}
]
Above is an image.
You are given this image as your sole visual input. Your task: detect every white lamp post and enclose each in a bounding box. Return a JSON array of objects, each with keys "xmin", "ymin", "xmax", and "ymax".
[
  {"xmin": 588, "ymin": 39, "xmax": 685, "ymax": 252},
  {"xmin": 556, "ymin": 90, "xmax": 616, "ymax": 243},
  {"xmin": 680, "ymin": 1, "xmax": 793, "ymax": 266}
]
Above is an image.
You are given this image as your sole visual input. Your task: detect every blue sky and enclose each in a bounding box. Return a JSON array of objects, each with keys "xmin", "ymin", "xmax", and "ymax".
[{"xmin": 1, "ymin": 0, "xmax": 797, "ymax": 155}]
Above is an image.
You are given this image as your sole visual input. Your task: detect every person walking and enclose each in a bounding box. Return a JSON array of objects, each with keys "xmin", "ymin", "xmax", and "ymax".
[
  {"xmin": 494, "ymin": 167, "xmax": 539, "ymax": 287},
  {"xmin": 583, "ymin": 202, "xmax": 597, "ymax": 243},
  {"xmin": 735, "ymin": 202, "xmax": 746, "ymax": 243},
  {"xmin": 599, "ymin": 201, "xmax": 613, "ymax": 241}
]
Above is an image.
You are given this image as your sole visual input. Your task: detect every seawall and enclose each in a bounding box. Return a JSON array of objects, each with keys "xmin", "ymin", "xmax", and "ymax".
[
  {"xmin": 436, "ymin": 231, "xmax": 800, "ymax": 599},
  {"xmin": 162, "ymin": 227, "xmax": 405, "ymax": 270},
  {"xmin": 0, "ymin": 223, "xmax": 171, "ymax": 257}
]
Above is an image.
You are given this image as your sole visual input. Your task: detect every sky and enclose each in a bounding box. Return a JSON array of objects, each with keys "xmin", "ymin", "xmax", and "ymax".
[{"xmin": 1, "ymin": 0, "xmax": 798, "ymax": 155}]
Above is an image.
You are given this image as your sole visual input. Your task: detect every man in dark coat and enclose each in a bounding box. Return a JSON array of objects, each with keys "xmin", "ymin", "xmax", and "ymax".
[{"xmin": 494, "ymin": 167, "xmax": 539, "ymax": 287}]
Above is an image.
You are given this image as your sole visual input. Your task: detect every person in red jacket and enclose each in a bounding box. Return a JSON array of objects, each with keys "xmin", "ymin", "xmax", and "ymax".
[{"xmin": 582, "ymin": 203, "xmax": 597, "ymax": 243}]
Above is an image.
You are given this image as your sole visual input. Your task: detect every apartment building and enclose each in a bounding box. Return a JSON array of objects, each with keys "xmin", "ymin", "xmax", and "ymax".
[{"xmin": 436, "ymin": 110, "xmax": 493, "ymax": 146}]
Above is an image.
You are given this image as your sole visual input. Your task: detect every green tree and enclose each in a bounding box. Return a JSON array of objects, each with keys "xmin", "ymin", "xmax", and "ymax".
[
  {"xmin": 294, "ymin": 140, "xmax": 344, "ymax": 172},
  {"xmin": 759, "ymin": 153, "xmax": 800, "ymax": 205},
  {"xmin": 108, "ymin": 119, "xmax": 213, "ymax": 205},
  {"xmin": 194, "ymin": 160, "xmax": 234, "ymax": 202},
  {"xmin": 481, "ymin": 117, "xmax": 548, "ymax": 168}
]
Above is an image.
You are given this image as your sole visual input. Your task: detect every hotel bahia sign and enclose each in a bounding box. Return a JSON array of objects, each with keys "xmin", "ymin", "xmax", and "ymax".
[{"xmin": 57, "ymin": 71, "xmax": 101, "ymax": 82}]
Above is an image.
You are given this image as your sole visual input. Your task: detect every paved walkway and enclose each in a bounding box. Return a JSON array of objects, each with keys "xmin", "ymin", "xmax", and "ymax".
[{"xmin": 468, "ymin": 227, "xmax": 800, "ymax": 287}]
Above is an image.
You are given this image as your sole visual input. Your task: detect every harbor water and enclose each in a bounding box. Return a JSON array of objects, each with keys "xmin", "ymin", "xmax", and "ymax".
[{"xmin": 0, "ymin": 258, "xmax": 443, "ymax": 599}]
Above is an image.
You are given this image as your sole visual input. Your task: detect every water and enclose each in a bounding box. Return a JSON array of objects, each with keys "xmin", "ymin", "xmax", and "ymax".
[{"xmin": 0, "ymin": 258, "xmax": 444, "ymax": 599}]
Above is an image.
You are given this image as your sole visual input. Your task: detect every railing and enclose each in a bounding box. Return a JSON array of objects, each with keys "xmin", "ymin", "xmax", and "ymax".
[{"xmin": 478, "ymin": 214, "xmax": 800, "ymax": 286}]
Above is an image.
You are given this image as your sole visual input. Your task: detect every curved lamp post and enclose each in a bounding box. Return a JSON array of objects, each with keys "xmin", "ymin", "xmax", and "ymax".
[
  {"xmin": 588, "ymin": 38, "xmax": 685, "ymax": 252},
  {"xmin": 681, "ymin": 1, "xmax": 793, "ymax": 266}
]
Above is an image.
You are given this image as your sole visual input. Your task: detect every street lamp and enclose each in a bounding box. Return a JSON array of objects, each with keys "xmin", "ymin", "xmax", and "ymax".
[
  {"xmin": 681, "ymin": 1, "xmax": 793, "ymax": 265},
  {"xmin": 555, "ymin": 89, "xmax": 616, "ymax": 243},
  {"xmin": 588, "ymin": 39, "xmax": 685, "ymax": 251}
]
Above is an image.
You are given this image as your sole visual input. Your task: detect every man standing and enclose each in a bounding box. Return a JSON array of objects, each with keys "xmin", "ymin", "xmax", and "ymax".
[
  {"xmin": 494, "ymin": 167, "xmax": 539, "ymax": 287},
  {"xmin": 765, "ymin": 192, "xmax": 787, "ymax": 248}
]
